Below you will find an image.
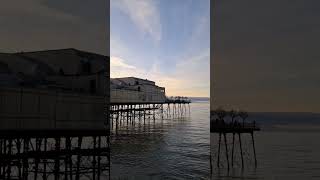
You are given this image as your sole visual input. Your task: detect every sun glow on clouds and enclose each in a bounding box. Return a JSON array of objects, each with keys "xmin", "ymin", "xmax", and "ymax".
[{"xmin": 110, "ymin": 51, "xmax": 209, "ymax": 97}]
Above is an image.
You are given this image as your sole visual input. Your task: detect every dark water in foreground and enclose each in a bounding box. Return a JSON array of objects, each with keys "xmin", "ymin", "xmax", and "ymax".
[
  {"xmin": 211, "ymin": 112, "xmax": 320, "ymax": 180},
  {"xmin": 111, "ymin": 101, "xmax": 210, "ymax": 179}
]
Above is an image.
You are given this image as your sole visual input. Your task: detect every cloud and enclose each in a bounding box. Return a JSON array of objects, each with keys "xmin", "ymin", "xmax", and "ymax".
[
  {"xmin": 112, "ymin": 0, "xmax": 162, "ymax": 42},
  {"xmin": 111, "ymin": 56, "xmax": 136, "ymax": 69},
  {"xmin": 110, "ymin": 56, "xmax": 145, "ymax": 78},
  {"xmin": 110, "ymin": 0, "xmax": 210, "ymax": 97},
  {"xmin": 110, "ymin": 49, "xmax": 210, "ymax": 97},
  {"xmin": 0, "ymin": 0, "xmax": 79, "ymax": 22}
]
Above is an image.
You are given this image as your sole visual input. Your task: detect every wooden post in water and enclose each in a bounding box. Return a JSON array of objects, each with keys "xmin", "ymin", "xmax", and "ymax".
[
  {"xmin": 97, "ymin": 136, "xmax": 101, "ymax": 180},
  {"xmin": 7, "ymin": 138, "xmax": 12, "ymax": 179},
  {"xmin": 251, "ymin": 132, "xmax": 257, "ymax": 167},
  {"xmin": 43, "ymin": 138, "xmax": 47, "ymax": 180},
  {"xmin": 17, "ymin": 139, "xmax": 22, "ymax": 179},
  {"xmin": 143, "ymin": 105, "xmax": 146, "ymax": 125},
  {"xmin": 34, "ymin": 138, "xmax": 40, "ymax": 180},
  {"xmin": 76, "ymin": 136, "xmax": 82, "ymax": 180},
  {"xmin": 231, "ymin": 133, "xmax": 235, "ymax": 167},
  {"xmin": 223, "ymin": 133, "xmax": 230, "ymax": 170},
  {"xmin": 217, "ymin": 133, "xmax": 221, "ymax": 168},
  {"xmin": 22, "ymin": 138, "xmax": 29, "ymax": 180},
  {"xmin": 238, "ymin": 133, "xmax": 244, "ymax": 168},
  {"xmin": 93, "ymin": 136, "xmax": 97, "ymax": 180},
  {"xmin": 54, "ymin": 137, "xmax": 61, "ymax": 180}
]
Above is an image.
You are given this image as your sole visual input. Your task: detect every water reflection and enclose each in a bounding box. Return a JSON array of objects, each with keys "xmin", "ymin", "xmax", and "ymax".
[{"xmin": 111, "ymin": 102, "xmax": 210, "ymax": 179}]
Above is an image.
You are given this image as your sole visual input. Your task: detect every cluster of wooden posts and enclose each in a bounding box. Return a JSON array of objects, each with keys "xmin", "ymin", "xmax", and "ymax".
[
  {"xmin": 110, "ymin": 102, "xmax": 190, "ymax": 133},
  {"xmin": 210, "ymin": 108, "xmax": 260, "ymax": 172},
  {"xmin": 0, "ymin": 130, "xmax": 110, "ymax": 180}
]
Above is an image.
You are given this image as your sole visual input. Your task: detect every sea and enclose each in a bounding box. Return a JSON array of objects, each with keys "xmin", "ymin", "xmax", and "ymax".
[
  {"xmin": 111, "ymin": 99, "xmax": 211, "ymax": 179},
  {"xmin": 211, "ymin": 112, "xmax": 320, "ymax": 180},
  {"xmin": 110, "ymin": 100, "xmax": 320, "ymax": 180}
]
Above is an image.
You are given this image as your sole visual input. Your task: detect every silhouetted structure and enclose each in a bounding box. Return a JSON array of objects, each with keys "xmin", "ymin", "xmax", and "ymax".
[
  {"xmin": 210, "ymin": 109, "xmax": 260, "ymax": 172},
  {"xmin": 0, "ymin": 49, "xmax": 110, "ymax": 179}
]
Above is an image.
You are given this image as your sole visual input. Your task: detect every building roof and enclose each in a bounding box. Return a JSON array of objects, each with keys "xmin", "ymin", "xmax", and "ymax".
[
  {"xmin": 111, "ymin": 77, "xmax": 154, "ymax": 83},
  {"xmin": 16, "ymin": 48, "xmax": 108, "ymax": 75}
]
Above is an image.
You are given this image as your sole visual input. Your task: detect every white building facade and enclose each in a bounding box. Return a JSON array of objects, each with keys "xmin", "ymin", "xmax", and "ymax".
[{"xmin": 111, "ymin": 77, "xmax": 166, "ymax": 103}]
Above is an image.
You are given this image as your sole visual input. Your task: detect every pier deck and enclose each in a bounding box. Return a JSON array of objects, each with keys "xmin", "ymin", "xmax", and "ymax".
[{"xmin": 211, "ymin": 122, "xmax": 260, "ymax": 133}]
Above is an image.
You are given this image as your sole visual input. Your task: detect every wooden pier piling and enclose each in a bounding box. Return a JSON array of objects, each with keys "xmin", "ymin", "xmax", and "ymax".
[
  {"xmin": 110, "ymin": 98, "xmax": 191, "ymax": 134},
  {"xmin": 211, "ymin": 110, "xmax": 260, "ymax": 172}
]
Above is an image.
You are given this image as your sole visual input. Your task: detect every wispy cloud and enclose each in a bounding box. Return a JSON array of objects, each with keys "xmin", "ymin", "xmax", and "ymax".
[
  {"xmin": 0, "ymin": 0, "xmax": 79, "ymax": 22},
  {"xmin": 112, "ymin": 0, "xmax": 162, "ymax": 42},
  {"xmin": 110, "ymin": 0, "xmax": 210, "ymax": 97},
  {"xmin": 111, "ymin": 56, "xmax": 136, "ymax": 69}
]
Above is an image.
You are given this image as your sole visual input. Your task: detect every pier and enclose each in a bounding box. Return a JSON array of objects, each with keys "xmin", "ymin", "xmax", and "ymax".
[
  {"xmin": 0, "ymin": 49, "xmax": 110, "ymax": 179},
  {"xmin": 210, "ymin": 109, "xmax": 260, "ymax": 172},
  {"xmin": 0, "ymin": 129, "xmax": 110, "ymax": 180},
  {"xmin": 110, "ymin": 97, "xmax": 191, "ymax": 134}
]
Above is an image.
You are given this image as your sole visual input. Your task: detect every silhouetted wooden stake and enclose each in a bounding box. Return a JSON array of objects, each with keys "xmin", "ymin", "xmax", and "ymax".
[
  {"xmin": 98, "ymin": 136, "xmax": 101, "ymax": 180},
  {"xmin": 2, "ymin": 139, "xmax": 6, "ymax": 177},
  {"xmin": 251, "ymin": 132, "xmax": 257, "ymax": 167},
  {"xmin": 17, "ymin": 139, "xmax": 22, "ymax": 179},
  {"xmin": 210, "ymin": 149, "xmax": 212, "ymax": 175},
  {"xmin": 67, "ymin": 137, "xmax": 72, "ymax": 180},
  {"xmin": 7, "ymin": 139, "xmax": 12, "ymax": 179},
  {"xmin": 93, "ymin": 136, "xmax": 97, "ymax": 180},
  {"xmin": 64, "ymin": 138, "xmax": 69, "ymax": 180},
  {"xmin": 231, "ymin": 133, "xmax": 235, "ymax": 167},
  {"xmin": 224, "ymin": 133, "xmax": 230, "ymax": 170},
  {"xmin": 23, "ymin": 138, "xmax": 29, "ymax": 180},
  {"xmin": 54, "ymin": 138, "xmax": 60, "ymax": 180},
  {"xmin": 153, "ymin": 104, "xmax": 155, "ymax": 121},
  {"xmin": 43, "ymin": 138, "xmax": 47, "ymax": 180},
  {"xmin": 34, "ymin": 138, "xmax": 40, "ymax": 180},
  {"xmin": 238, "ymin": 133, "xmax": 244, "ymax": 168},
  {"xmin": 217, "ymin": 133, "xmax": 221, "ymax": 167},
  {"xmin": 76, "ymin": 136, "xmax": 82, "ymax": 180}
]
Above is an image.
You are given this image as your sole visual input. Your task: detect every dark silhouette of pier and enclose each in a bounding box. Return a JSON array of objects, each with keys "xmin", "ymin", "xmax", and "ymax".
[
  {"xmin": 0, "ymin": 129, "xmax": 110, "ymax": 180},
  {"xmin": 210, "ymin": 109, "xmax": 260, "ymax": 173}
]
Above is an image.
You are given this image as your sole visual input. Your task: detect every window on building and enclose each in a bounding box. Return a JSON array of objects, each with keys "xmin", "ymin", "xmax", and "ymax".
[
  {"xmin": 82, "ymin": 61, "xmax": 91, "ymax": 74},
  {"xmin": 90, "ymin": 79, "xmax": 96, "ymax": 94}
]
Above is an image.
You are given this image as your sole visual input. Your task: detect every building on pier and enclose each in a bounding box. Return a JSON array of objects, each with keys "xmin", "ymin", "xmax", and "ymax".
[
  {"xmin": 111, "ymin": 77, "xmax": 166, "ymax": 103},
  {"xmin": 0, "ymin": 49, "xmax": 109, "ymax": 130}
]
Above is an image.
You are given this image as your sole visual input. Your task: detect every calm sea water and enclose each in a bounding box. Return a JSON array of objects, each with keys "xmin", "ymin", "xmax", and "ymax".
[
  {"xmin": 211, "ymin": 112, "xmax": 320, "ymax": 180},
  {"xmin": 111, "ymin": 101, "xmax": 210, "ymax": 179}
]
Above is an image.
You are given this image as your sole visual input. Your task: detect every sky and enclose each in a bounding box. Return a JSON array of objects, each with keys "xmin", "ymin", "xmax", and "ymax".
[
  {"xmin": 110, "ymin": 0, "xmax": 210, "ymax": 97},
  {"xmin": 212, "ymin": 0, "xmax": 320, "ymax": 112},
  {"xmin": 0, "ymin": 0, "xmax": 108, "ymax": 55}
]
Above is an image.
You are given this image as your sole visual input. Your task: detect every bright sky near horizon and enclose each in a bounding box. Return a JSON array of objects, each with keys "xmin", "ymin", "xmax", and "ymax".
[{"xmin": 110, "ymin": 0, "xmax": 210, "ymax": 97}]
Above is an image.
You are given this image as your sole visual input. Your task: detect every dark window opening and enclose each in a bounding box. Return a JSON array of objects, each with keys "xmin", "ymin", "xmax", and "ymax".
[
  {"xmin": 90, "ymin": 79, "xmax": 96, "ymax": 94},
  {"xmin": 82, "ymin": 61, "xmax": 91, "ymax": 74},
  {"xmin": 59, "ymin": 68, "xmax": 64, "ymax": 75}
]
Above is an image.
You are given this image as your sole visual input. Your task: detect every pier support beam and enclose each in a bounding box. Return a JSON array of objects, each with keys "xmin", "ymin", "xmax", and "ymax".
[
  {"xmin": 238, "ymin": 133, "xmax": 244, "ymax": 169},
  {"xmin": 251, "ymin": 132, "xmax": 257, "ymax": 167},
  {"xmin": 217, "ymin": 133, "xmax": 221, "ymax": 168},
  {"xmin": 223, "ymin": 133, "xmax": 230, "ymax": 170},
  {"xmin": 231, "ymin": 133, "xmax": 235, "ymax": 167}
]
